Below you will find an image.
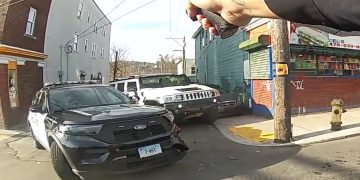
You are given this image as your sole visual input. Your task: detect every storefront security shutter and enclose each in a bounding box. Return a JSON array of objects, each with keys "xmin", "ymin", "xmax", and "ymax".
[{"xmin": 249, "ymin": 48, "xmax": 271, "ymax": 79}]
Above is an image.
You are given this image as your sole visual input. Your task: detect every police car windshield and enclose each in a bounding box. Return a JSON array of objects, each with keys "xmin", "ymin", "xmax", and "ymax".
[
  {"xmin": 139, "ymin": 75, "xmax": 192, "ymax": 88},
  {"xmin": 49, "ymin": 86, "xmax": 130, "ymax": 112}
]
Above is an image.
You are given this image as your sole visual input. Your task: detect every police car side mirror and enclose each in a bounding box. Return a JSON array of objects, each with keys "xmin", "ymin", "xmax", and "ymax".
[{"xmin": 30, "ymin": 105, "xmax": 43, "ymax": 113}]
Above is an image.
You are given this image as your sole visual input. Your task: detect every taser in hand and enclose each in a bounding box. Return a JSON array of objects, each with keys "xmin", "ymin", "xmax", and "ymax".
[{"xmin": 188, "ymin": 8, "xmax": 239, "ymax": 39}]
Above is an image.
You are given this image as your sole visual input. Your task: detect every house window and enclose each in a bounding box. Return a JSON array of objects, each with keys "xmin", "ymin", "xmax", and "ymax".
[
  {"xmin": 91, "ymin": 43, "xmax": 97, "ymax": 58},
  {"xmin": 94, "ymin": 18, "xmax": 99, "ymax": 33},
  {"xmin": 84, "ymin": 39, "xmax": 88, "ymax": 52},
  {"xmin": 191, "ymin": 67, "xmax": 196, "ymax": 75},
  {"xmin": 102, "ymin": 27, "xmax": 106, "ymax": 36},
  {"xmin": 202, "ymin": 32, "xmax": 205, "ymax": 47},
  {"xmin": 100, "ymin": 48, "xmax": 104, "ymax": 58},
  {"xmin": 87, "ymin": 11, "xmax": 92, "ymax": 23},
  {"xmin": 74, "ymin": 33, "xmax": 79, "ymax": 52},
  {"xmin": 77, "ymin": 1, "xmax": 84, "ymax": 19},
  {"xmin": 210, "ymin": 33, "xmax": 214, "ymax": 41},
  {"xmin": 25, "ymin": 7, "xmax": 37, "ymax": 36}
]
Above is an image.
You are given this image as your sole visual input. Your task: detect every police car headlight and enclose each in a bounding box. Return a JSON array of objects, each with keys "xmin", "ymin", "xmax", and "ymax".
[
  {"xmin": 59, "ymin": 124, "xmax": 103, "ymax": 136},
  {"xmin": 164, "ymin": 111, "xmax": 175, "ymax": 123},
  {"xmin": 164, "ymin": 95, "xmax": 175, "ymax": 103}
]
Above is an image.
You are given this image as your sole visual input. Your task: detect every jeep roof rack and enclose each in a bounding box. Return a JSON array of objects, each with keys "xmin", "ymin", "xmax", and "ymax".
[{"xmin": 44, "ymin": 80, "xmax": 99, "ymax": 87}]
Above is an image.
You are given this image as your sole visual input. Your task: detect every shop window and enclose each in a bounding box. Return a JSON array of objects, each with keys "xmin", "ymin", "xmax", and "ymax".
[
  {"xmin": 290, "ymin": 49, "xmax": 360, "ymax": 76},
  {"xmin": 317, "ymin": 55, "xmax": 343, "ymax": 76}
]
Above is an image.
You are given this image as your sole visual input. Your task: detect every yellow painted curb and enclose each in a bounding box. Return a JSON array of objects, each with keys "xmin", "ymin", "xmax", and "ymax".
[{"xmin": 229, "ymin": 126, "xmax": 274, "ymax": 142}]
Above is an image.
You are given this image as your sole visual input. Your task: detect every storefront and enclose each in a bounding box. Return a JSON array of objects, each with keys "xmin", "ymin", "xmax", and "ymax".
[
  {"xmin": 240, "ymin": 21, "xmax": 360, "ymax": 117},
  {"xmin": 0, "ymin": 45, "xmax": 47, "ymax": 129}
]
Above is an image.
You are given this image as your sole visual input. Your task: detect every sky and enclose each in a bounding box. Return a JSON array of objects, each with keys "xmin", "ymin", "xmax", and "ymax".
[{"xmin": 94, "ymin": 0, "xmax": 200, "ymax": 62}]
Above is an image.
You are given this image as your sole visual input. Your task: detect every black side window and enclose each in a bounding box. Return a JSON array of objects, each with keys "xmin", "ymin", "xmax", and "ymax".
[
  {"xmin": 127, "ymin": 82, "xmax": 137, "ymax": 92},
  {"xmin": 31, "ymin": 92, "xmax": 41, "ymax": 106},
  {"xmin": 38, "ymin": 92, "xmax": 48, "ymax": 113},
  {"xmin": 117, "ymin": 83, "xmax": 124, "ymax": 92}
]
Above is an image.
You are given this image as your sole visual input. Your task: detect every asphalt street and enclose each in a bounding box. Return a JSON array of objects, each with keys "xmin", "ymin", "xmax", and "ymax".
[{"xmin": 0, "ymin": 120, "xmax": 359, "ymax": 180}]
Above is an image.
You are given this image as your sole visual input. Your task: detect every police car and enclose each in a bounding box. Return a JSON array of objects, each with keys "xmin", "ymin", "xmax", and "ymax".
[{"xmin": 27, "ymin": 81, "xmax": 188, "ymax": 180}]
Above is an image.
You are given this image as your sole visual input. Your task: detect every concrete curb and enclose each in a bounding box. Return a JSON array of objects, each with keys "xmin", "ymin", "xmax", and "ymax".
[{"xmin": 213, "ymin": 123, "xmax": 360, "ymax": 147}]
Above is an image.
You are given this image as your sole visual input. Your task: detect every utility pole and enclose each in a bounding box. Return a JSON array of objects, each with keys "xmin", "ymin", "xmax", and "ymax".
[
  {"xmin": 113, "ymin": 51, "xmax": 118, "ymax": 81},
  {"xmin": 271, "ymin": 19, "xmax": 292, "ymax": 143},
  {"xmin": 166, "ymin": 36, "xmax": 186, "ymax": 74}
]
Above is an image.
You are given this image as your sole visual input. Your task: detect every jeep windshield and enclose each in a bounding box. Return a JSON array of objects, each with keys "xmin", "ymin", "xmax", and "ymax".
[
  {"xmin": 49, "ymin": 86, "xmax": 130, "ymax": 112},
  {"xmin": 139, "ymin": 75, "xmax": 192, "ymax": 88}
]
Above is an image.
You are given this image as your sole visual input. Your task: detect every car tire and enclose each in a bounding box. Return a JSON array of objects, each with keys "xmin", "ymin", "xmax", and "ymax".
[
  {"xmin": 201, "ymin": 108, "xmax": 219, "ymax": 123},
  {"xmin": 29, "ymin": 126, "xmax": 44, "ymax": 150},
  {"xmin": 50, "ymin": 142, "xmax": 79, "ymax": 180}
]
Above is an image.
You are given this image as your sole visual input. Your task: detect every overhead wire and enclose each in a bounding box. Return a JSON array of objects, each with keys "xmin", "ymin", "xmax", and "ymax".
[
  {"xmin": 65, "ymin": 0, "xmax": 128, "ymax": 46},
  {"xmin": 77, "ymin": 0, "xmax": 159, "ymax": 41}
]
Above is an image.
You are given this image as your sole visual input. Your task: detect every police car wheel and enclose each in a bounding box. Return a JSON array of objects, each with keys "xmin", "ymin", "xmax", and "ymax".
[
  {"xmin": 30, "ymin": 126, "xmax": 44, "ymax": 150},
  {"xmin": 50, "ymin": 142, "xmax": 79, "ymax": 180}
]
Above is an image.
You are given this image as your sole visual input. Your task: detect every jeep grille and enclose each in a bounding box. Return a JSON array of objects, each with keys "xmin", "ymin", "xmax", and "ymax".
[{"xmin": 183, "ymin": 91, "xmax": 213, "ymax": 101}]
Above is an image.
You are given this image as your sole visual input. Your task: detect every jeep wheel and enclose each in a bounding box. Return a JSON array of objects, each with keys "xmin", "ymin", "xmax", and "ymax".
[
  {"xmin": 50, "ymin": 142, "xmax": 79, "ymax": 180},
  {"xmin": 29, "ymin": 126, "xmax": 44, "ymax": 150},
  {"xmin": 201, "ymin": 109, "xmax": 219, "ymax": 123}
]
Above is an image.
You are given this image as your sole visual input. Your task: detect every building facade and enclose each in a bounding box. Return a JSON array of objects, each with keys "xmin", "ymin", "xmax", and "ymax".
[
  {"xmin": 240, "ymin": 19, "xmax": 360, "ymax": 117},
  {"xmin": 192, "ymin": 27, "xmax": 249, "ymax": 101},
  {"xmin": 177, "ymin": 59, "xmax": 196, "ymax": 80},
  {"xmin": 0, "ymin": 0, "xmax": 51, "ymax": 129},
  {"xmin": 44, "ymin": 0, "xmax": 111, "ymax": 84}
]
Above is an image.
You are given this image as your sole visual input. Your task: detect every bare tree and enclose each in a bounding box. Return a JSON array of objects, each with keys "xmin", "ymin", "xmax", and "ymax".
[
  {"xmin": 157, "ymin": 54, "xmax": 179, "ymax": 74},
  {"xmin": 109, "ymin": 44, "xmax": 129, "ymax": 79}
]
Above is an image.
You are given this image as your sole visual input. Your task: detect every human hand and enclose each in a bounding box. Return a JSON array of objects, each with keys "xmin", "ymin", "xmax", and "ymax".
[{"xmin": 186, "ymin": 0, "xmax": 252, "ymax": 36}]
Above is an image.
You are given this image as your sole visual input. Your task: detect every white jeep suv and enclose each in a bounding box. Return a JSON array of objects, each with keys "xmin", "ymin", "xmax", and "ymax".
[{"xmin": 109, "ymin": 74, "xmax": 220, "ymax": 122}]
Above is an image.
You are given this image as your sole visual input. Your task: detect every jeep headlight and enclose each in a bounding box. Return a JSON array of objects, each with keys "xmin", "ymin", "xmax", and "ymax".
[
  {"xmin": 164, "ymin": 95, "xmax": 175, "ymax": 103},
  {"xmin": 164, "ymin": 111, "xmax": 175, "ymax": 123},
  {"xmin": 59, "ymin": 124, "xmax": 103, "ymax": 136},
  {"xmin": 213, "ymin": 89, "xmax": 221, "ymax": 97},
  {"xmin": 175, "ymin": 94, "xmax": 184, "ymax": 101}
]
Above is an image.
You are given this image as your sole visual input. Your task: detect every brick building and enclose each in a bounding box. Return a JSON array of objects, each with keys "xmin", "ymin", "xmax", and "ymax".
[{"xmin": 0, "ymin": 0, "xmax": 51, "ymax": 129}]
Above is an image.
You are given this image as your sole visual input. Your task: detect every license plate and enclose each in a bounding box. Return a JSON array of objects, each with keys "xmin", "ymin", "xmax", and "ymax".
[{"xmin": 138, "ymin": 144, "xmax": 162, "ymax": 158}]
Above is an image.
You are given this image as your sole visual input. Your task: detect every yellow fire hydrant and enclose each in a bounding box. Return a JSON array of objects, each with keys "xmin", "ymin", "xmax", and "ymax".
[{"xmin": 330, "ymin": 97, "xmax": 346, "ymax": 131}]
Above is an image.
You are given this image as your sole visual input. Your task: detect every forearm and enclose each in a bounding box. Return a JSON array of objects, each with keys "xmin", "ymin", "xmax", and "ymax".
[{"xmin": 242, "ymin": 0, "xmax": 360, "ymax": 31}]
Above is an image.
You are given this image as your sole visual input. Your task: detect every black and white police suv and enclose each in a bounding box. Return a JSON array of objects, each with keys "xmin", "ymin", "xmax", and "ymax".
[
  {"xmin": 109, "ymin": 74, "xmax": 220, "ymax": 123},
  {"xmin": 27, "ymin": 81, "xmax": 188, "ymax": 180}
]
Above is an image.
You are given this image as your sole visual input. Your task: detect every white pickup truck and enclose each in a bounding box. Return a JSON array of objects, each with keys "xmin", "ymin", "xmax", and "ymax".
[{"xmin": 109, "ymin": 74, "xmax": 220, "ymax": 122}]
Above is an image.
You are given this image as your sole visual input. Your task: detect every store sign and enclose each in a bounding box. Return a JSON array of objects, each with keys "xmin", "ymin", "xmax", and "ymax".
[{"xmin": 290, "ymin": 23, "xmax": 360, "ymax": 50}]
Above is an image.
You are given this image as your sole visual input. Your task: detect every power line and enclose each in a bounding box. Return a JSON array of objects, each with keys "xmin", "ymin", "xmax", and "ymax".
[
  {"xmin": 77, "ymin": 0, "xmax": 158, "ymax": 41},
  {"xmin": 65, "ymin": 0, "xmax": 128, "ymax": 46},
  {"xmin": 169, "ymin": 0, "xmax": 172, "ymax": 35},
  {"xmin": 77, "ymin": 0, "xmax": 128, "ymax": 37}
]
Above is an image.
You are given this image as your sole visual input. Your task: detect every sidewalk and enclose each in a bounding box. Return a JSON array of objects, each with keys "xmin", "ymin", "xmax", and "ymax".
[
  {"xmin": 0, "ymin": 124, "xmax": 28, "ymax": 142},
  {"xmin": 214, "ymin": 108, "xmax": 360, "ymax": 146}
]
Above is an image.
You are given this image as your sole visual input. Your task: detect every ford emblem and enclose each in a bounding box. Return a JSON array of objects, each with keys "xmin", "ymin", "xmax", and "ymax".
[{"xmin": 134, "ymin": 124, "xmax": 147, "ymax": 130}]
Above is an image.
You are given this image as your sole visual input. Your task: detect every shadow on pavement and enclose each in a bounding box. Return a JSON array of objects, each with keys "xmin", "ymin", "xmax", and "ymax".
[
  {"xmin": 294, "ymin": 123, "xmax": 360, "ymax": 141},
  {"xmin": 103, "ymin": 120, "xmax": 302, "ymax": 180}
]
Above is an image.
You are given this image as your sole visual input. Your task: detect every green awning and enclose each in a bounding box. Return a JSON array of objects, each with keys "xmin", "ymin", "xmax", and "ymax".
[{"xmin": 239, "ymin": 35, "xmax": 270, "ymax": 51}]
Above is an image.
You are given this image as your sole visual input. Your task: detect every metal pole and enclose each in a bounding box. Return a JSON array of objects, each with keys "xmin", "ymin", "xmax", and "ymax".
[
  {"xmin": 182, "ymin": 36, "xmax": 186, "ymax": 75},
  {"xmin": 66, "ymin": 53, "xmax": 69, "ymax": 81}
]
